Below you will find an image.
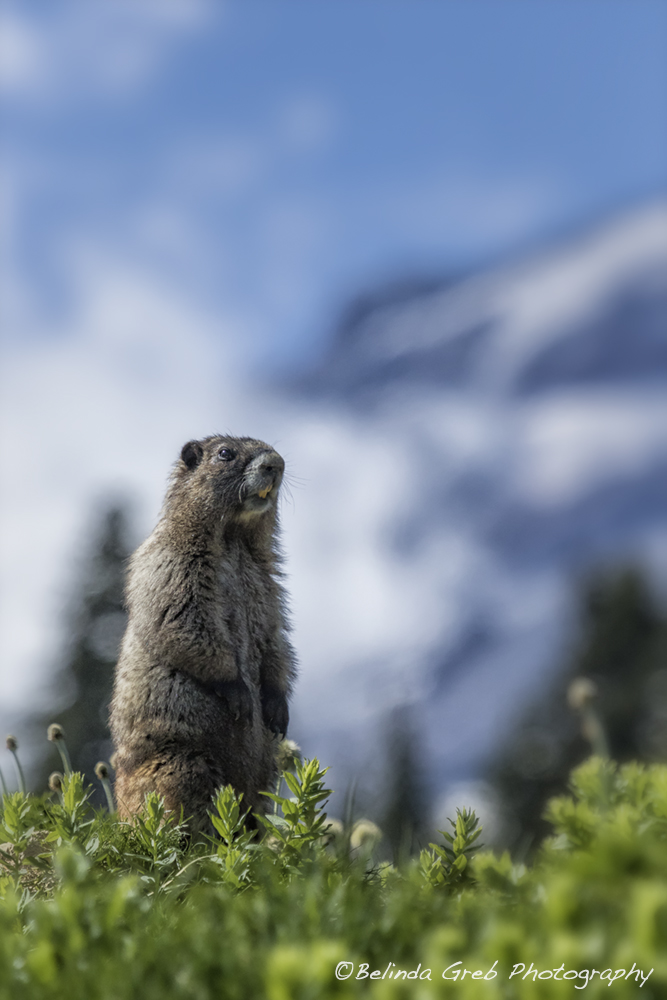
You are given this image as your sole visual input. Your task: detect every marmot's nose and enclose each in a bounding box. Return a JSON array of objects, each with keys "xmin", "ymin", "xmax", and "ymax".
[{"xmin": 258, "ymin": 451, "xmax": 285, "ymax": 478}]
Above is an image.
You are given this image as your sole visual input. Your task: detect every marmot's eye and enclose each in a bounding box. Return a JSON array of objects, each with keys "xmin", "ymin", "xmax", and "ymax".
[{"xmin": 218, "ymin": 447, "xmax": 236, "ymax": 461}]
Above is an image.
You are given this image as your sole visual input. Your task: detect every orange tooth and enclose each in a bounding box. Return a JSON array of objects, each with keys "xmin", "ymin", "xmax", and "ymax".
[{"xmin": 258, "ymin": 485, "xmax": 273, "ymax": 499}]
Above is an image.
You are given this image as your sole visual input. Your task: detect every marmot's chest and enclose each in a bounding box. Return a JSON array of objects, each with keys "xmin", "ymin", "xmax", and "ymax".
[{"xmin": 216, "ymin": 549, "xmax": 275, "ymax": 668}]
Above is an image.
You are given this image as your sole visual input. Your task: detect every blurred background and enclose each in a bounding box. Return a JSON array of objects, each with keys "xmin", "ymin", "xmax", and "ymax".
[{"xmin": 1, "ymin": 0, "xmax": 667, "ymax": 856}]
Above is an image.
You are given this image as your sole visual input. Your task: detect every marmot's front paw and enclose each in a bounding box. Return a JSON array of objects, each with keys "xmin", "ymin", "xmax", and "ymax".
[
  {"xmin": 212, "ymin": 677, "xmax": 253, "ymax": 725},
  {"xmin": 261, "ymin": 685, "xmax": 289, "ymax": 737}
]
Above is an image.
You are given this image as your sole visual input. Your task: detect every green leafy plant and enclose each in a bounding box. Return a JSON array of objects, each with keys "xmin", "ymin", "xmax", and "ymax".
[
  {"xmin": 0, "ymin": 791, "xmax": 50, "ymax": 892},
  {"xmin": 46, "ymin": 772, "xmax": 97, "ymax": 852},
  {"xmin": 419, "ymin": 807, "xmax": 483, "ymax": 890},
  {"xmin": 120, "ymin": 791, "xmax": 184, "ymax": 894},
  {"xmin": 258, "ymin": 757, "xmax": 332, "ymax": 867},
  {"xmin": 197, "ymin": 785, "xmax": 258, "ymax": 891}
]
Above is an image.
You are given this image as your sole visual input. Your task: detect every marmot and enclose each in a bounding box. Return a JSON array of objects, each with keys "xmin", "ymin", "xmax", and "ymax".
[{"xmin": 109, "ymin": 435, "xmax": 296, "ymax": 829}]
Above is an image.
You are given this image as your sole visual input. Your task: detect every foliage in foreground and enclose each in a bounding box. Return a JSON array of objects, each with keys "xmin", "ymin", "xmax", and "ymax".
[{"xmin": 1, "ymin": 756, "xmax": 667, "ymax": 999}]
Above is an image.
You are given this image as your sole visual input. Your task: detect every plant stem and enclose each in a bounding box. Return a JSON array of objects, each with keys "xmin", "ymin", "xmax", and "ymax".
[{"xmin": 9, "ymin": 748, "xmax": 25, "ymax": 794}]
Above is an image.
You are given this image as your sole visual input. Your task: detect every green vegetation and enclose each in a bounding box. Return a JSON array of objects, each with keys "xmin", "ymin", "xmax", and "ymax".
[{"xmin": 1, "ymin": 746, "xmax": 666, "ymax": 999}]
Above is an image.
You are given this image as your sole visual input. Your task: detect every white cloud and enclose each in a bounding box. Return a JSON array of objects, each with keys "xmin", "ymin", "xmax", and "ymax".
[
  {"xmin": 0, "ymin": 0, "xmax": 216, "ymax": 103},
  {"xmin": 0, "ymin": 12, "xmax": 43, "ymax": 92},
  {"xmin": 277, "ymin": 95, "xmax": 339, "ymax": 153}
]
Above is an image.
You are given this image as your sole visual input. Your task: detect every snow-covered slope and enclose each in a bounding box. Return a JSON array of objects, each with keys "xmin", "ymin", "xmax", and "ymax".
[
  {"xmin": 305, "ymin": 204, "xmax": 667, "ymax": 398},
  {"xmin": 283, "ymin": 203, "xmax": 667, "ymax": 795}
]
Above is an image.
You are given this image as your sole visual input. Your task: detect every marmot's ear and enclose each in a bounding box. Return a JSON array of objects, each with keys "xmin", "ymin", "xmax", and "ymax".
[{"xmin": 180, "ymin": 440, "xmax": 204, "ymax": 470}]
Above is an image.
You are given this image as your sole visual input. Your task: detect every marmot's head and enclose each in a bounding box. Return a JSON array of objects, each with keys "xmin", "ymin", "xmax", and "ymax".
[{"xmin": 169, "ymin": 435, "xmax": 285, "ymax": 524}]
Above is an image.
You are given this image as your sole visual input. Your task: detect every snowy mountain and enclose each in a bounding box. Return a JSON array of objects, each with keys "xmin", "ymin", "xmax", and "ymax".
[
  {"xmin": 282, "ymin": 203, "xmax": 667, "ymax": 800},
  {"xmin": 304, "ymin": 204, "xmax": 667, "ymax": 399}
]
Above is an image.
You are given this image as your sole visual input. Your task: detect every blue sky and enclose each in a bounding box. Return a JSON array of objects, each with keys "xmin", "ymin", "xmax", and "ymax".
[{"xmin": 4, "ymin": 0, "xmax": 667, "ymax": 370}]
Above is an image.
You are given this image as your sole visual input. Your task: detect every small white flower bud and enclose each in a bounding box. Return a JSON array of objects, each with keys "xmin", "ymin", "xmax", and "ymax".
[
  {"xmin": 49, "ymin": 771, "xmax": 64, "ymax": 792},
  {"xmin": 275, "ymin": 738, "xmax": 302, "ymax": 772},
  {"xmin": 350, "ymin": 819, "xmax": 382, "ymax": 851},
  {"xmin": 567, "ymin": 677, "xmax": 598, "ymax": 712}
]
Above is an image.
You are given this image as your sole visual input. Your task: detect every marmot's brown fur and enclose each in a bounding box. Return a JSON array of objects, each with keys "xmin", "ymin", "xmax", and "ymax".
[{"xmin": 109, "ymin": 435, "xmax": 296, "ymax": 829}]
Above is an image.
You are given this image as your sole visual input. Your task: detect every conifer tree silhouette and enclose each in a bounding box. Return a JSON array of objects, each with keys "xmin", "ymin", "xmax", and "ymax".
[
  {"xmin": 489, "ymin": 566, "xmax": 667, "ymax": 856},
  {"xmin": 31, "ymin": 505, "xmax": 133, "ymax": 802},
  {"xmin": 380, "ymin": 706, "xmax": 430, "ymax": 863}
]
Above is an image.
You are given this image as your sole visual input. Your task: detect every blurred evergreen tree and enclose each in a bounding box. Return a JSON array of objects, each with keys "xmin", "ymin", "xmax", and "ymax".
[
  {"xmin": 30, "ymin": 505, "xmax": 133, "ymax": 803},
  {"xmin": 489, "ymin": 566, "xmax": 667, "ymax": 857},
  {"xmin": 380, "ymin": 706, "xmax": 430, "ymax": 863}
]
